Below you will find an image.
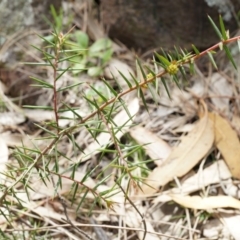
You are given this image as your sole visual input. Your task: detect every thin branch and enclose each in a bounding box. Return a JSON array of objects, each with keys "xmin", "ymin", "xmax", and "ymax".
[{"xmin": 115, "ymin": 179, "xmax": 147, "ymax": 240}]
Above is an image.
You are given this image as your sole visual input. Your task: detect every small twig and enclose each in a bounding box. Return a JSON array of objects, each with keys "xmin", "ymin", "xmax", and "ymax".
[
  {"xmin": 99, "ymin": 111, "xmax": 126, "ymax": 166},
  {"xmin": 50, "ymin": 176, "xmax": 94, "ymax": 240},
  {"xmin": 61, "ymin": 218, "xmax": 94, "ymax": 240},
  {"xmin": 52, "ymin": 34, "xmax": 62, "ymax": 132},
  {"xmin": 90, "ymin": 217, "xmax": 110, "ymax": 240},
  {"xmin": 4, "ymin": 223, "xmax": 188, "ymax": 239},
  {"xmin": 115, "ymin": 179, "xmax": 147, "ymax": 240}
]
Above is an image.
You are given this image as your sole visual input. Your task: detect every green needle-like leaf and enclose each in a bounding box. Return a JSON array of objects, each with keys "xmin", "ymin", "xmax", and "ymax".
[
  {"xmin": 101, "ymin": 78, "xmax": 118, "ymax": 96},
  {"xmin": 42, "ymin": 51, "xmax": 55, "ymax": 69},
  {"xmin": 144, "ymin": 66, "xmax": 156, "ymax": 78},
  {"xmin": 148, "ymin": 84, "xmax": 159, "ymax": 104},
  {"xmin": 208, "ymin": 15, "xmax": 223, "ymax": 40},
  {"xmin": 106, "ymin": 100, "xmax": 117, "ymax": 123},
  {"xmin": 76, "ymin": 189, "xmax": 89, "ymax": 211},
  {"xmin": 207, "ymin": 51, "xmax": 218, "ymax": 70},
  {"xmin": 178, "ymin": 66, "xmax": 187, "ymax": 81},
  {"xmin": 58, "ymin": 53, "xmax": 82, "ymax": 62},
  {"xmin": 34, "ymin": 124, "xmax": 58, "ymax": 137},
  {"xmin": 23, "ymin": 62, "xmax": 51, "ymax": 66},
  {"xmin": 189, "ymin": 62, "xmax": 195, "ymax": 75},
  {"xmin": 223, "ymin": 45, "xmax": 237, "ymax": 69},
  {"xmin": 89, "ymin": 85, "xmax": 108, "ymax": 102},
  {"xmin": 57, "ymin": 82, "xmax": 83, "ymax": 92},
  {"xmin": 56, "ymin": 67, "xmax": 71, "ymax": 81},
  {"xmin": 129, "ymin": 72, "xmax": 140, "ymax": 87},
  {"xmin": 161, "ymin": 77, "xmax": 171, "ymax": 99},
  {"xmin": 23, "ymin": 105, "xmax": 53, "ymax": 110},
  {"xmin": 219, "ymin": 15, "xmax": 228, "ymax": 40},
  {"xmin": 136, "ymin": 58, "xmax": 147, "ymax": 79},
  {"xmin": 118, "ymin": 98, "xmax": 132, "ymax": 120},
  {"xmin": 155, "ymin": 52, "xmax": 170, "ymax": 66},
  {"xmin": 192, "ymin": 44, "xmax": 200, "ymax": 54},
  {"xmin": 36, "ymin": 34, "xmax": 55, "ymax": 46},
  {"xmin": 117, "ymin": 70, "xmax": 132, "ymax": 88},
  {"xmin": 84, "ymin": 123, "xmax": 98, "ymax": 142},
  {"xmin": 83, "ymin": 95, "xmax": 99, "ymax": 109},
  {"xmin": 139, "ymin": 88, "xmax": 149, "ymax": 113},
  {"xmin": 173, "ymin": 75, "xmax": 181, "ymax": 89},
  {"xmin": 30, "ymin": 77, "xmax": 53, "ymax": 88}
]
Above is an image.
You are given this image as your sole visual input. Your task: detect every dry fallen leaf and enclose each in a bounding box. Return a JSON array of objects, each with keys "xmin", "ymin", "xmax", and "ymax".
[
  {"xmin": 209, "ymin": 73, "xmax": 232, "ymax": 114},
  {"xmin": 208, "ymin": 112, "xmax": 240, "ymax": 179},
  {"xmin": 30, "ymin": 171, "xmax": 96, "ymax": 200},
  {"xmin": 232, "ymin": 113, "xmax": 240, "ymax": 134},
  {"xmin": 96, "ymin": 187, "xmax": 160, "ymax": 240},
  {"xmin": 152, "ymin": 160, "xmax": 231, "ymax": 204},
  {"xmin": 141, "ymin": 102, "xmax": 214, "ymax": 195},
  {"xmin": 130, "ymin": 126, "xmax": 171, "ymax": 166},
  {"xmin": 0, "ymin": 112, "xmax": 25, "ymax": 126},
  {"xmin": 0, "ymin": 131, "xmax": 50, "ymax": 151},
  {"xmin": 220, "ymin": 213, "xmax": 240, "ymax": 240},
  {"xmin": 170, "ymin": 194, "xmax": 240, "ymax": 210}
]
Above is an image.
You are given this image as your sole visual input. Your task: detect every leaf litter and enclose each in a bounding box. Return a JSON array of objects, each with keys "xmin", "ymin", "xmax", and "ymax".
[
  {"xmin": 209, "ymin": 112, "xmax": 240, "ymax": 179},
  {"xmin": 2, "ymin": 3, "xmax": 240, "ymax": 240},
  {"xmin": 141, "ymin": 101, "xmax": 214, "ymax": 195}
]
